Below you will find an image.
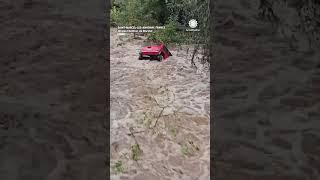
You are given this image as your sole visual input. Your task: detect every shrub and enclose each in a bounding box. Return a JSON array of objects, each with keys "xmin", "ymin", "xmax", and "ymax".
[
  {"xmin": 149, "ymin": 21, "xmax": 183, "ymax": 44},
  {"xmin": 111, "ymin": 160, "xmax": 125, "ymax": 174},
  {"xmin": 110, "ymin": 6, "xmax": 122, "ymax": 26}
]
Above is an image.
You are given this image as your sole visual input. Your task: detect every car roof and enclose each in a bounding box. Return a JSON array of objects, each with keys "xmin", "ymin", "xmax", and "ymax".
[{"xmin": 140, "ymin": 43, "xmax": 164, "ymax": 52}]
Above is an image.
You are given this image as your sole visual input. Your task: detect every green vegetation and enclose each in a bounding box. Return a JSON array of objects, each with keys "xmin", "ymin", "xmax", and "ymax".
[
  {"xmin": 148, "ymin": 21, "xmax": 181, "ymax": 44},
  {"xmin": 131, "ymin": 143, "xmax": 143, "ymax": 161},
  {"xmin": 111, "ymin": 0, "xmax": 210, "ymax": 59},
  {"xmin": 180, "ymin": 144, "xmax": 191, "ymax": 156},
  {"xmin": 111, "ymin": 160, "xmax": 125, "ymax": 174},
  {"xmin": 180, "ymin": 140, "xmax": 200, "ymax": 156},
  {"xmin": 168, "ymin": 125, "xmax": 177, "ymax": 137},
  {"xmin": 111, "ymin": 0, "xmax": 166, "ymax": 27}
]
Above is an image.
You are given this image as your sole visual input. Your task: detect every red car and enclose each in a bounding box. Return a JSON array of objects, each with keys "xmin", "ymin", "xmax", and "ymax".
[{"xmin": 138, "ymin": 43, "xmax": 172, "ymax": 61}]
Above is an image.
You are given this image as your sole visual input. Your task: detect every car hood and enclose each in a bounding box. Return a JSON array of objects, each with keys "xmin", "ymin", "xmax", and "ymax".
[{"xmin": 140, "ymin": 45, "xmax": 161, "ymax": 53}]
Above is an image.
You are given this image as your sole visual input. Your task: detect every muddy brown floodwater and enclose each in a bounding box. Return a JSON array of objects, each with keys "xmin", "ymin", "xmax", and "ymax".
[
  {"xmin": 110, "ymin": 29, "xmax": 210, "ymax": 180},
  {"xmin": 0, "ymin": 0, "xmax": 106, "ymax": 179},
  {"xmin": 214, "ymin": 0, "xmax": 320, "ymax": 179}
]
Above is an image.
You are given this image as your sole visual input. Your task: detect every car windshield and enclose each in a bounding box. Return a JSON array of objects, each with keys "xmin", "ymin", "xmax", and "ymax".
[{"xmin": 163, "ymin": 46, "xmax": 169, "ymax": 53}]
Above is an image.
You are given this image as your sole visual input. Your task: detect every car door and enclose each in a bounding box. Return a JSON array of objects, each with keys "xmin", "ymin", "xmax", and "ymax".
[{"xmin": 162, "ymin": 46, "xmax": 172, "ymax": 59}]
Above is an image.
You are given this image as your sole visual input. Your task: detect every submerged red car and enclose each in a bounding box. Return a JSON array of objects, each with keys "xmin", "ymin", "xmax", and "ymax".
[{"xmin": 139, "ymin": 43, "xmax": 172, "ymax": 61}]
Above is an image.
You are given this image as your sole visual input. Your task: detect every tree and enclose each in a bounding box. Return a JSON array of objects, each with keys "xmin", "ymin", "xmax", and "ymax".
[{"xmin": 110, "ymin": 0, "xmax": 211, "ymax": 65}]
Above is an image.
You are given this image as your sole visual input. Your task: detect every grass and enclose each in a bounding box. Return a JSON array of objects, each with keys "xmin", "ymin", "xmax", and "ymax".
[
  {"xmin": 131, "ymin": 143, "xmax": 143, "ymax": 161},
  {"xmin": 168, "ymin": 125, "xmax": 177, "ymax": 137},
  {"xmin": 180, "ymin": 144, "xmax": 191, "ymax": 156},
  {"xmin": 180, "ymin": 140, "xmax": 200, "ymax": 156},
  {"xmin": 111, "ymin": 160, "xmax": 125, "ymax": 174}
]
